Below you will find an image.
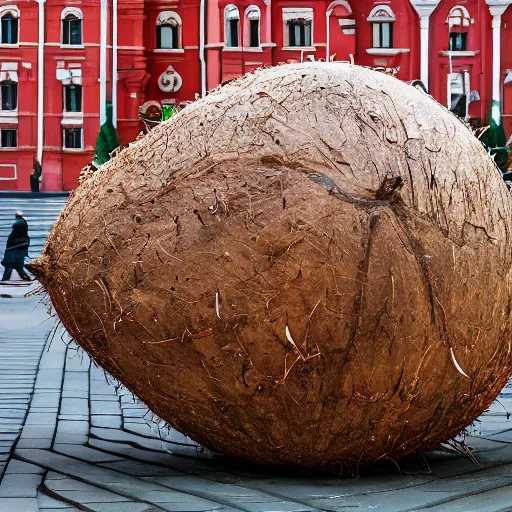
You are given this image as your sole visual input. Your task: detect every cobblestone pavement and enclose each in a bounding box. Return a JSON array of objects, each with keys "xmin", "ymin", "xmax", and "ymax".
[
  {"xmin": 2, "ymin": 287, "xmax": 512, "ymax": 512},
  {"xmin": 3, "ymin": 196, "xmax": 512, "ymax": 511}
]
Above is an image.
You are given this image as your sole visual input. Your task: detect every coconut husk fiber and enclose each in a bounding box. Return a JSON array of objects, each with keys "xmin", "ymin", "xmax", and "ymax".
[{"xmin": 29, "ymin": 63, "xmax": 512, "ymax": 470}]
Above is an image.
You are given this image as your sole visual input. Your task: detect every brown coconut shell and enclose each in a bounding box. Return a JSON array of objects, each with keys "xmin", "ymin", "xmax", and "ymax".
[{"xmin": 30, "ymin": 63, "xmax": 512, "ymax": 470}]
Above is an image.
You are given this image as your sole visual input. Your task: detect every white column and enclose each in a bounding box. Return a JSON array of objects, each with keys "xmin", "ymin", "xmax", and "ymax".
[
  {"xmin": 491, "ymin": 12, "xmax": 502, "ymax": 102},
  {"xmin": 410, "ymin": 1, "xmax": 441, "ymax": 91},
  {"xmin": 199, "ymin": 0, "xmax": 206, "ymax": 97},
  {"xmin": 112, "ymin": 0, "xmax": 118, "ymax": 127},
  {"xmin": 265, "ymin": 0, "xmax": 271, "ymax": 43},
  {"xmin": 419, "ymin": 15, "xmax": 430, "ymax": 91},
  {"xmin": 487, "ymin": 2, "xmax": 510, "ymax": 102},
  {"xmin": 326, "ymin": 9, "xmax": 331, "ymax": 61},
  {"xmin": 99, "ymin": 0, "xmax": 108, "ymax": 125},
  {"xmin": 36, "ymin": 0, "xmax": 45, "ymax": 162}
]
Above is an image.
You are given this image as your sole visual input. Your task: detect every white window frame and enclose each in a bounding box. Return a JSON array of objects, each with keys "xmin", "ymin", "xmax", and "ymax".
[
  {"xmin": 244, "ymin": 5, "xmax": 261, "ymax": 48},
  {"xmin": 61, "ymin": 7, "xmax": 83, "ymax": 47},
  {"xmin": 0, "ymin": 6, "xmax": 19, "ymax": 46},
  {"xmin": 156, "ymin": 11, "xmax": 183, "ymax": 51},
  {"xmin": 368, "ymin": 5, "xmax": 395, "ymax": 49},
  {"xmin": 225, "ymin": 4, "xmax": 240, "ymax": 48},
  {"xmin": 0, "ymin": 163, "xmax": 16, "ymax": 180},
  {"xmin": 447, "ymin": 6, "xmax": 471, "ymax": 28},
  {"xmin": 282, "ymin": 8, "xmax": 314, "ymax": 48},
  {"xmin": 63, "ymin": 127, "xmax": 84, "ymax": 151}
]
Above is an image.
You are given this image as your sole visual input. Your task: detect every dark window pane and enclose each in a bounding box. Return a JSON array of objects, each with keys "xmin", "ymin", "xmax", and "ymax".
[
  {"xmin": 70, "ymin": 20, "xmax": 82, "ymax": 44},
  {"xmin": 64, "ymin": 85, "xmax": 82, "ymax": 112},
  {"xmin": 449, "ymin": 32, "xmax": 467, "ymax": 51},
  {"xmin": 304, "ymin": 22, "xmax": 311, "ymax": 46},
  {"xmin": 381, "ymin": 22, "xmax": 392, "ymax": 48},
  {"xmin": 1, "ymin": 129, "xmax": 17, "ymax": 147},
  {"xmin": 64, "ymin": 128, "xmax": 82, "ymax": 149},
  {"xmin": 1, "ymin": 14, "xmax": 18, "ymax": 44},
  {"xmin": 157, "ymin": 25, "xmax": 178, "ymax": 49},
  {"xmin": 1, "ymin": 82, "xmax": 17, "ymax": 110},
  {"xmin": 372, "ymin": 22, "xmax": 393, "ymax": 49},
  {"xmin": 288, "ymin": 20, "xmax": 311, "ymax": 47},
  {"xmin": 228, "ymin": 19, "xmax": 238, "ymax": 47},
  {"xmin": 250, "ymin": 20, "xmax": 259, "ymax": 47},
  {"xmin": 63, "ymin": 15, "xmax": 82, "ymax": 45}
]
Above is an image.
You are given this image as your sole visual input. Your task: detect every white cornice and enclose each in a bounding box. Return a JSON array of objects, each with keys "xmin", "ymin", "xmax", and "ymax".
[
  {"xmin": 409, "ymin": 0, "xmax": 441, "ymax": 18},
  {"xmin": 486, "ymin": 1, "xmax": 511, "ymax": 17}
]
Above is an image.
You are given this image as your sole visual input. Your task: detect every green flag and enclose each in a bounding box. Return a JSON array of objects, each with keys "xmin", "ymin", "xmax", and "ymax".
[{"xmin": 95, "ymin": 103, "xmax": 121, "ymax": 166}]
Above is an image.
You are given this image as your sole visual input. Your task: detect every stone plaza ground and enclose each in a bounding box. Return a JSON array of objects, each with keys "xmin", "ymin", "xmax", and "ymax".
[{"xmin": 3, "ymin": 195, "xmax": 512, "ymax": 511}]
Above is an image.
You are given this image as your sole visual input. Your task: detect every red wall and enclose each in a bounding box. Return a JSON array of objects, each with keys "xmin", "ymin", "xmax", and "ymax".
[
  {"xmin": 0, "ymin": 0, "xmax": 509, "ymax": 191},
  {"xmin": 0, "ymin": 2, "xmax": 39, "ymax": 191},
  {"xmin": 429, "ymin": 0, "xmax": 492, "ymax": 123}
]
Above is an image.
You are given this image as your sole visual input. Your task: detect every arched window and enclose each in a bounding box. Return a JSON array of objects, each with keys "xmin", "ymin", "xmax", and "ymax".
[
  {"xmin": 0, "ymin": 7, "xmax": 19, "ymax": 45},
  {"xmin": 368, "ymin": 5, "xmax": 395, "ymax": 49},
  {"xmin": 225, "ymin": 5, "xmax": 240, "ymax": 47},
  {"xmin": 245, "ymin": 6, "xmax": 260, "ymax": 48},
  {"xmin": 61, "ymin": 8, "xmax": 83, "ymax": 45},
  {"xmin": 156, "ymin": 11, "xmax": 182, "ymax": 50},
  {"xmin": 448, "ymin": 6, "xmax": 470, "ymax": 51}
]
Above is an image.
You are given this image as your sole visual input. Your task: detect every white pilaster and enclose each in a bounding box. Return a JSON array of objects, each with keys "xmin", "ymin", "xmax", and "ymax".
[
  {"xmin": 487, "ymin": 2, "xmax": 511, "ymax": 103},
  {"xmin": 99, "ymin": 0, "xmax": 108, "ymax": 125},
  {"xmin": 409, "ymin": 1, "xmax": 441, "ymax": 92},
  {"xmin": 112, "ymin": 0, "xmax": 118, "ymax": 127},
  {"xmin": 36, "ymin": 0, "xmax": 45, "ymax": 163},
  {"xmin": 419, "ymin": 15, "xmax": 430, "ymax": 90}
]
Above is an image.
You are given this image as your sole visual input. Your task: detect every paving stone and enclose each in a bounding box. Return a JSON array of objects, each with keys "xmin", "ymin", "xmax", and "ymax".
[
  {"xmin": 62, "ymin": 372, "xmax": 89, "ymax": 392},
  {"xmin": 89, "ymin": 438, "xmax": 218, "ymax": 474},
  {"xmin": 20, "ymin": 424, "xmax": 55, "ymax": 439},
  {"xmin": 53, "ymin": 444, "xmax": 124, "ymax": 463},
  {"xmin": 61, "ymin": 390, "xmax": 89, "ymax": 399},
  {"xmin": 58, "ymin": 415, "xmax": 89, "ymax": 422},
  {"xmin": 5, "ymin": 460, "xmax": 45, "ymax": 475},
  {"xmin": 100, "ymin": 460, "xmax": 183, "ymax": 477},
  {"xmin": 40, "ymin": 509, "xmax": 81, "ymax": 512},
  {"xmin": 56, "ymin": 420, "xmax": 89, "ymax": 436},
  {"xmin": 64, "ymin": 352, "xmax": 90, "ymax": 372},
  {"xmin": 91, "ymin": 415, "xmax": 122, "ymax": 428},
  {"xmin": 60, "ymin": 398, "xmax": 88, "ymax": 416},
  {"xmin": 16, "ymin": 438, "xmax": 53, "ymax": 449},
  {"xmin": 0, "ymin": 410, "xmax": 29, "ymax": 419},
  {"xmin": 30, "ymin": 392, "xmax": 61, "ymax": 408},
  {"xmin": 0, "ymin": 498, "xmax": 39, "ymax": 512},
  {"xmin": 24, "ymin": 412, "xmax": 57, "ymax": 426},
  {"xmin": 90, "ymin": 401, "xmax": 121, "ymax": 415},
  {"xmin": 53, "ymin": 434, "xmax": 88, "ymax": 445},
  {"xmin": 86, "ymin": 504, "xmax": 164, "ymax": 512},
  {"xmin": 34, "ymin": 369, "xmax": 64, "ymax": 390},
  {"xmin": 37, "ymin": 493, "xmax": 77, "ymax": 509},
  {"xmin": 91, "ymin": 395, "xmax": 122, "ymax": 402},
  {"xmin": 0, "ymin": 474, "xmax": 43, "ymax": 497}
]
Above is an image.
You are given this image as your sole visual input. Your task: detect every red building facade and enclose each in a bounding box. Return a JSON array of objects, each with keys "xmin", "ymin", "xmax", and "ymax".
[{"xmin": 0, "ymin": 0, "xmax": 510, "ymax": 191}]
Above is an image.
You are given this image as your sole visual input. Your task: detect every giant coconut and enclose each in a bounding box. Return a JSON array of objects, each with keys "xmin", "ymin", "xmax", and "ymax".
[{"xmin": 30, "ymin": 63, "xmax": 512, "ymax": 469}]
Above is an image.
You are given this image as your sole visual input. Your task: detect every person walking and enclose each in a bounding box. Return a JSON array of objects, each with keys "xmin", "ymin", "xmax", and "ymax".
[{"xmin": 1, "ymin": 211, "xmax": 31, "ymax": 282}]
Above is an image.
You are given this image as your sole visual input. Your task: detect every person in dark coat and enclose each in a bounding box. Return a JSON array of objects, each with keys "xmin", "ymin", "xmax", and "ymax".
[{"xmin": 1, "ymin": 211, "xmax": 31, "ymax": 281}]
